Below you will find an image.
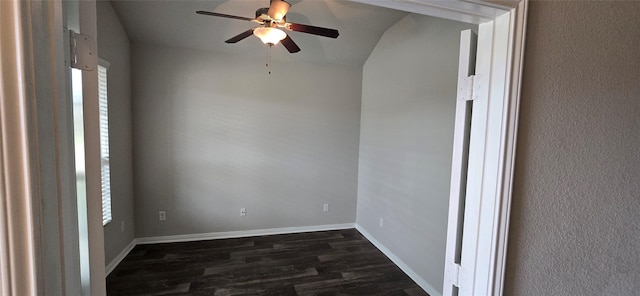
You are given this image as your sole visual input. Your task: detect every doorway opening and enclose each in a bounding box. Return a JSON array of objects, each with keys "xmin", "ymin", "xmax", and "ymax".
[{"xmin": 5, "ymin": 0, "xmax": 526, "ymax": 295}]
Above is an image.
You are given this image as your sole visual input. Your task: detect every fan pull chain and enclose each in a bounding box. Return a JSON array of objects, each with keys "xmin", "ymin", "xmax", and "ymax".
[{"xmin": 266, "ymin": 45, "xmax": 272, "ymax": 75}]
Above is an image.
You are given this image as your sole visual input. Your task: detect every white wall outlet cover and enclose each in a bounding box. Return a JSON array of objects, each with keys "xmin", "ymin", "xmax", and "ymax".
[
  {"xmin": 159, "ymin": 211, "xmax": 166, "ymax": 221},
  {"xmin": 323, "ymin": 203, "xmax": 329, "ymax": 212}
]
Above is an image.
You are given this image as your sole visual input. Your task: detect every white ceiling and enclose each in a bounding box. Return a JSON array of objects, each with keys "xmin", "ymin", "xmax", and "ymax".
[{"xmin": 110, "ymin": 0, "xmax": 408, "ymax": 66}]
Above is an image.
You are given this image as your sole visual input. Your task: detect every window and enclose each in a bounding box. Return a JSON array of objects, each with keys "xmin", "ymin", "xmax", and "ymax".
[{"xmin": 98, "ymin": 61, "xmax": 112, "ymax": 225}]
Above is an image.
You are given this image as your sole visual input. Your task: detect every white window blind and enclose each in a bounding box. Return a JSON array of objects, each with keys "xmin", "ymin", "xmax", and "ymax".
[{"xmin": 98, "ymin": 63, "xmax": 112, "ymax": 225}]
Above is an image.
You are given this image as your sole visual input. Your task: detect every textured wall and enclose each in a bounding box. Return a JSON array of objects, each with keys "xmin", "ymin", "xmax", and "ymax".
[
  {"xmin": 131, "ymin": 44, "xmax": 362, "ymax": 238},
  {"xmin": 97, "ymin": 0, "xmax": 136, "ymax": 264},
  {"xmin": 505, "ymin": 2, "xmax": 640, "ymax": 295},
  {"xmin": 357, "ymin": 14, "xmax": 475, "ymax": 294}
]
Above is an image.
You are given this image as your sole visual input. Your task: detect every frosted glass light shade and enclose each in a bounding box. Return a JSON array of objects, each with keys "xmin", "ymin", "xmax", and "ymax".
[{"xmin": 253, "ymin": 27, "xmax": 287, "ymax": 45}]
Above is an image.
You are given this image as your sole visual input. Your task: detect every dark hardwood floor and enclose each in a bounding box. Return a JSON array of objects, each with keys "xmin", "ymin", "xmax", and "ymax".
[{"xmin": 107, "ymin": 229, "xmax": 430, "ymax": 296}]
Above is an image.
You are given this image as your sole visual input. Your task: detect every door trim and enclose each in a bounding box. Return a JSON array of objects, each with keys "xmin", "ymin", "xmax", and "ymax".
[
  {"xmin": 443, "ymin": 29, "xmax": 477, "ymax": 295},
  {"xmin": 0, "ymin": 0, "xmax": 39, "ymax": 294}
]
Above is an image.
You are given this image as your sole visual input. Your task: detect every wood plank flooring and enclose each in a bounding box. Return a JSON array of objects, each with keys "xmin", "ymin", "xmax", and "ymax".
[{"xmin": 106, "ymin": 229, "xmax": 430, "ymax": 296}]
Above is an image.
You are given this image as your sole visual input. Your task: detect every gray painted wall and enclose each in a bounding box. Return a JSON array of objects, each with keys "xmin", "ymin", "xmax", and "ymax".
[
  {"xmin": 131, "ymin": 44, "xmax": 362, "ymax": 238},
  {"xmin": 97, "ymin": 0, "xmax": 136, "ymax": 264},
  {"xmin": 357, "ymin": 14, "xmax": 475, "ymax": 293},
  {"xmin": 505, "ymin": 2, "xmax": 640, "ymax": 295}
]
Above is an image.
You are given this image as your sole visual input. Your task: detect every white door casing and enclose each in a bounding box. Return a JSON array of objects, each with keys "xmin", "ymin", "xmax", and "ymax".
[
  {"xmin": 67, "ymin": 0, "xmax": 108, "ymax": 294},
  {"xmin": 1, "ymin": 0, "xmax": 82, "ymax": 294},
  {"xmin": 443, "ymin": 29, "xmax": 477, "ymax": 296},
  {"xmin": 441, "ymin": 6, "xmax": 528, "ymax": 296}
]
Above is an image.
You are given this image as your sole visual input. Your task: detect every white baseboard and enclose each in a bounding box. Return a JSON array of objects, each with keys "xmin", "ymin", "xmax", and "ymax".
[
  {"xmin": 105, "ymin": 239, "xmax": 136, "ymax": 276},
  {"xmin": 355, "ymin": 224, "xmax": 442, "ymax": 296},
  {"xmin": 135, "ymin": 223, "xmax": 356, "ymax": 245}
]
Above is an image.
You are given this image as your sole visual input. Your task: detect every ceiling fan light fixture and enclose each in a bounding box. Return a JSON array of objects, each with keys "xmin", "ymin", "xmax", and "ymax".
[{"xmin": 253, "ymin": 27, "xmax": 287, "ymax": 45}]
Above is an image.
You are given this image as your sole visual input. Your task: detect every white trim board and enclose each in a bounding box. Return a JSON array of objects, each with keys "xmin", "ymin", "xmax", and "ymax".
[
  {"xmin": 351, "ymin": 0, "xmax": 513, "ymax": 25},
  {"xmin": 135, "ymin": 223, "xmax": 355, "ymax": 245},
  {"xmin": 105, "ymin": 240, "xmax": 136, "ymax": 276},
  {"xmin": 356, "ymin": 225, "xmax": 442, "ymax": 296}
]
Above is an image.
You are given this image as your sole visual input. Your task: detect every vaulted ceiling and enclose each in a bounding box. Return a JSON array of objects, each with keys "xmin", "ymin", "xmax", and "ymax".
[{"xmin": 110, "ymin": 0, "xmax": 409, "ymax": 66}]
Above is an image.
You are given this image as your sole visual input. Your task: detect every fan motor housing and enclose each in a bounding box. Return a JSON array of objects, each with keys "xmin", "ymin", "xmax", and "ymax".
[
  {"xmin": 256, "ymin": 7, "xmax": 269, "ymax": 19},
  {"xmin": 255, "ymin": 7, "xmax": 285, "ymax": 23},
  {"xmin": 255, "ymin": 7, "xmax": 268, "ymax": 18}
]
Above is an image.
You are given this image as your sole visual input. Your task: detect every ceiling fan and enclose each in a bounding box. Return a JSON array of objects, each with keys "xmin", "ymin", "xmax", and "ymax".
[{"xmin": 196, "ymin": 0, "xmax": 339, "ymax": 53}]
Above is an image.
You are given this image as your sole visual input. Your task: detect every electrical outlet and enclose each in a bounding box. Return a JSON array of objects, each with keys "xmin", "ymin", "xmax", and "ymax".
[
  {"xmin": 379, "ymin": 218, "xmax": 384, "ymax": 228},
  {"xmin": 323, "ymin": 203, "xmax": 329, "ymax": 212},
  {"xmin": 121, "ymin": 221, "xmax": 125, "ymax": 232},
  {"xmin": 159, "ymin": 211, "xmax": 166, "ymax": 221},
  {"xmin": 240, "ymin": 208, "xmax": 246, "ymax": 216}
]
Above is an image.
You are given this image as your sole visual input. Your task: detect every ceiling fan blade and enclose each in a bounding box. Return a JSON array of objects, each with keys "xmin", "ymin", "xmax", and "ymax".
[
  {"xmin": 196, "ymin": 10, "xmax": 254, "ymax": 22},
  {"xmin": 225, "ymin": 29, "xmax": 255, "ymax": 43},
  {"xmin": 267, "ymin": 0, "xmax": 291, "ymax": 20},
  {"xmin": 280, "ymin": 35, "xmax": 301, "ymax": 53},
  {"xmin": 285, "ymin": 23, "xmax": 339, "ymax": 38}
]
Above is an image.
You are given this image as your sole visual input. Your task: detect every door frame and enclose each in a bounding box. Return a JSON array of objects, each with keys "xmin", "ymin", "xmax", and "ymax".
[
  {"xmin": 355, "ymin": 1, "xmax": 528, "ymax": 295},
  {"xmin": 0, "ymin": 0, "xmax": 102, "ymax": 295},
  {"xmin": 1, "ymin": 0, "xmax": 527, "ymax": 295}
]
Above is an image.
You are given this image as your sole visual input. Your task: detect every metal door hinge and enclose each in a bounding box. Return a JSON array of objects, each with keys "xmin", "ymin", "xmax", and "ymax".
[
  {"xmin": 453, "ymin": 263, "xmax": 461, "ymax": 287},
  {"xmin": 445, "ymin": 262, "xmax": 463, "ymax": 287},
  {"xmin": 69, "ymin": 30, "xmax": 96, "ymax": 71},
  {"xmin": 461, "ymin": 75, "xmax": 479, "ymax": 101}
]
